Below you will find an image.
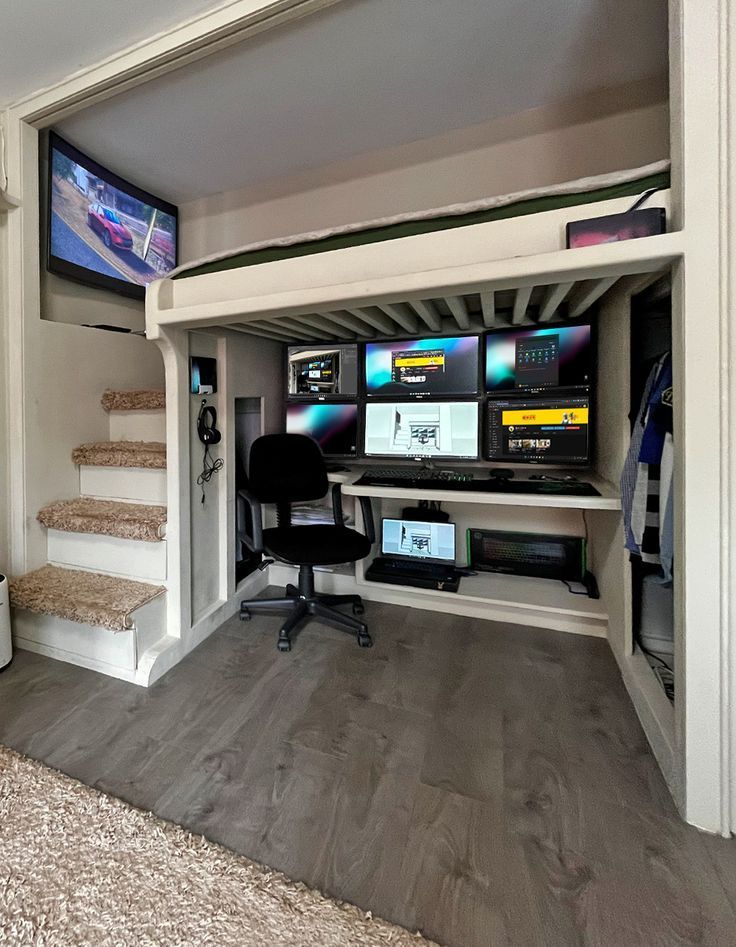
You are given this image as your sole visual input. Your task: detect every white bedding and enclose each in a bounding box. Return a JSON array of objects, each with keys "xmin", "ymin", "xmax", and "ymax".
[{"xmin": 171, "ymin": 160, "xmax": 670, "ymax": 279}]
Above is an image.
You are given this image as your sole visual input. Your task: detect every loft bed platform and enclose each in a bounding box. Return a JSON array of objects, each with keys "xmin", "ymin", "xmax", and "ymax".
[{"xmin": 146, "ymin": 163, "xmax": 677, "ymax": 341}]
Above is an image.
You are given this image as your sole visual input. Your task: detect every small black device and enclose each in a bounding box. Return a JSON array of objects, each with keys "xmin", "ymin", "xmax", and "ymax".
[
  {"xmin": 489, "ymin": 468, "xmax": 514, "ymax": 480},
  {"xmin": 566, "ymin": 206, "xmax": 666, "ymax": 250},
  {"xmin": 467, "ymin": 528, "xmax": 586, "ymax": 582},
  {"xmin": 190, "ymin": 356, "xmax": 218, "ymax": 395},
  {"xmin": 197, "ymin": 401, "xmax": 221, "ymax": 445}
]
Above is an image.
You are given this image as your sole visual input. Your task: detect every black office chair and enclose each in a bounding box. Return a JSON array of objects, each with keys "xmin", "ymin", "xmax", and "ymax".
[{"xmin": 238, "ymin": 433, "xmax": 374, "ymax": 651}]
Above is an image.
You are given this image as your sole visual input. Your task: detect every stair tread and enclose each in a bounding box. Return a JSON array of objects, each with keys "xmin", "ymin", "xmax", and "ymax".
[
  {"xmin": 9, "ymin": 565, "xmax": 164, "ymax": 632},
  {"xmin": 38, "ymin": 498, "xmax": 166, "ymax": 542},
  {"xmin": 72, "ymin": 441, "xmax": 167, "ymax": 469},
  {"xmin": 101, "ymin": 389, "xmax": 165, "ymax": 412}
]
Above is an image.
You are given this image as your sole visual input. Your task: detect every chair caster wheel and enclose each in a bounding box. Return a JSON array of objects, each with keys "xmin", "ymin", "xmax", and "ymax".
[
  {"xmin": 277, "ymin": 638, "xmax": 291, "ymax": 652},
  {"xmin": 240, "ymin": 608, "xmax": 251, "ymax": 621},
  {"xmin": 358, "ymin": 633, "xmax": 373, "ymax": 648},
  {"xmin": 352, "ymin": 603, "xmax": 365, "ymax": 616}
]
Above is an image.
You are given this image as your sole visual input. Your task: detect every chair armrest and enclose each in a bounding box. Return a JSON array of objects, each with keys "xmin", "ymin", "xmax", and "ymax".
[
  {"xmin": 331, "ymin": 482, "xmax": 345, "ymax": 527},
  {"xmin": 237, "ymin": 487, "xmax": 264, "ymax": 553},
  {"xmin": 331, "ymin": 484, "xmax": 375, "ymax": 544}
]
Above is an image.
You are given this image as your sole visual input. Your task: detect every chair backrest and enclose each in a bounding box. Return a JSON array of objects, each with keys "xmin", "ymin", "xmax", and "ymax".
[{"xmin": 248, "ymin": 433, "xmax": 328, "ymax": 504}]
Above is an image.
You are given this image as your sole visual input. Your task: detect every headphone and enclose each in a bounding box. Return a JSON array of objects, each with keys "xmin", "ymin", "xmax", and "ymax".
[{"xmin": 197, "ymin": 400, "xmax": 221, "ymax": 445}]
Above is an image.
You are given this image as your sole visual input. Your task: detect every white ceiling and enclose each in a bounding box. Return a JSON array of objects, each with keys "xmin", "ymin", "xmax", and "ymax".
[
  {"xmin": 50, "ymin": 0, "xmax": 668, "ymax": 205},
  {"xmin": 0, "ymin": 0, "xmax": 229, "ymax": 106}
]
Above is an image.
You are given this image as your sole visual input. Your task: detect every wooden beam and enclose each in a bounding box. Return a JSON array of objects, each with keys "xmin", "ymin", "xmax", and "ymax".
[
  {"xmin": 538, "ymin": 281, "xmax": 574, "ymax": 322},
  {"xmin": 227, "ymin": 324, "xmax": 292, "ymax": 343},
  {"xmin": 377, "ymin": 303, "xmax": 419, "ymax": 334},
  {"xmin": 512, "ymin": 285, "xmax": 534, "ymax": 325},
  {"xmin": 285, "ymin": 313, "xmax": 350, "ymax": 337},
  {"xmin": 567, "ymin": 277, "xmax": 619, "ymax": 319},
  {"xmin": 409, "ymin": 299, "xmax": 442, "ymax": 332},
  {"xmin": 315, "ymin": 311, "xmax": 375, "ymax": 337},
  {"xmin": 346, "ymin": 308, "xmax": 397, "ymax": 334},
  {"xmin": 249, "ymin": 320, "xmax": 311, "ymax": 341},
  {"xmin": 445, "ymin": 296, "xmax": 471, "ymax": 330},
  {"xmin": 480, "ymin": 291, "xmax": 495, "ymax": 328},
  {"xmin": 267, "ymin": 317, "xmax": 328, "ymax": 339}
]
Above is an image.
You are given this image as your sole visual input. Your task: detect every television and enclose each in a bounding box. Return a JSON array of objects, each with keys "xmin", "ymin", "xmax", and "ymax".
[
  {"xmin": 47, "ymin": 132, "xmax": 178, "ymax": 300},
  {"xmin": 285, "ymin": 402, "xmax": 359, "ymax": 458},
  {"xmin": 363, "ymin": 400, "xmax": 479, "ymax": 460},
  {"xmin": 286, "ymin": 343, "xmax": 359, "ymax": 399},
  {"xmin": 485, "ymin": 395, "xmax": 591, "ymax": 465},
  {"xmin": 365, "ymin": 335, "xmax": 480, "ymax": 398},
  {"xmin": 484, "ymin": 322, "xmax": 593, "ymax": 395}
]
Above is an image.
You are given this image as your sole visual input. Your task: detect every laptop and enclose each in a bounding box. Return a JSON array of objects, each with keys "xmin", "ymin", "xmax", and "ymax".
[{"xmin": 365, "ymin": 518, "xmax": 460, "ymax": 592}]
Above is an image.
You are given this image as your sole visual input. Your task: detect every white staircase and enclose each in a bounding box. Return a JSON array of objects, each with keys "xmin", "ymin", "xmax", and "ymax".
[{"xmin": 10, "ymin": 390, "xmax": 176, "ymax": 686}]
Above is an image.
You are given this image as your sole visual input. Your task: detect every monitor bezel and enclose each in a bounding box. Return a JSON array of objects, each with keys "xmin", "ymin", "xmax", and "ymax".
[
  {"xmin": 362, "ymin": 398, "xmax": 482, "ymax": 462},
  {"xmin": 46, "ymin": 130, "xmax": 179, "ymax": 301},
  {"xmin": 364, "ymin": 333, "xmax": 482, "ymax": 400},
  {"xmin": 284, "ymin": 400, "xmax": 361, "ymax": 460},
  {"xmin": 483, "ymin": 318, "xmax": 595, "ymax": 397},
  {"xmin": 380, "ymin": 517, "xmax": 457, "ymax": 565},
  {"xmin": 285, "ymin": 341, "xmax": 361, "ymax": 402}
]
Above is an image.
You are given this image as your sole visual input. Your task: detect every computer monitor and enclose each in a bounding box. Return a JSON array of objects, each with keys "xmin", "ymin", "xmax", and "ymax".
[
  {"xmin": 286, "ymin": 402, "xmax": 359, "ymax": 458},
  {"xmin": 484, "ymin": 322, "xmax": 593, "ymax": 395},
  {"xmin": 286, "ymin": 343, "xmax": 359, "ymax": 399},
  {"xmin": 486, "ymin": 395, "xmax": 591, "ymax": 465},
  {"xmin": 363, "ymin": 400, "xmax": 479, "ymax": 460},
  {"xmin": 365, "ymin": 335, "xmax": 480, "ymax": 398},
  {"xmin": 382, "ymin": 518, "xmax": 456, "ymax": 565}
]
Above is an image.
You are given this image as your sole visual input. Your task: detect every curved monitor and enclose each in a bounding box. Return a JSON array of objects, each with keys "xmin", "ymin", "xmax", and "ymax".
[{"xmin": 365, "ymin": 335, "xmax": 480, "ymax": 398}]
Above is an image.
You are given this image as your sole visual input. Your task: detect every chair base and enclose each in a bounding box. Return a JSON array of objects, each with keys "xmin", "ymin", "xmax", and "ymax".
[{"xmin": 239, "ymin": 570, "xmax": 372, "ymax": 651}]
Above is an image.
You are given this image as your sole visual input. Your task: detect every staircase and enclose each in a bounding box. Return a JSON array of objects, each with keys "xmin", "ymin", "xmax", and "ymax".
[{"xmin": 9, "ymin": 389, "xmax": 176, "ymax": 686}]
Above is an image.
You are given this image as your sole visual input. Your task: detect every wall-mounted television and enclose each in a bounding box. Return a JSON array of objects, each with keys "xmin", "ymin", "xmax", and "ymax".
[
  {"xmin": 364, "ymin": 335, "xmax": 480, "ymax": 398},
  {"xmin": 47, "ymin": 131, "xmax": 178, "ymax": 300}
]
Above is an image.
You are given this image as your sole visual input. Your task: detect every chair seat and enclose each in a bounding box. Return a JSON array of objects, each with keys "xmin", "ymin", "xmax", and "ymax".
[{"xmin": 263, "ymin": 525, "xmax": 371, "ymax": 566}]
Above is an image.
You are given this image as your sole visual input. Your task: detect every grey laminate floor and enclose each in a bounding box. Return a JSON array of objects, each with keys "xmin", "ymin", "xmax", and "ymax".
[{"xmin": 2, "ymin": 600, "xmax": 736, "ymax": 946}]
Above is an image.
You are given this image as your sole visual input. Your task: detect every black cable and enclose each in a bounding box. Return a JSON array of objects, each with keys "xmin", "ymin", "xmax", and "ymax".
[
  {"xmin": 561, "ymin": 579, "xmax": 589, "ymax": 596},
  {"xmin": 197, "ymin": 443, "xmax": 223, "ymax": 503}
]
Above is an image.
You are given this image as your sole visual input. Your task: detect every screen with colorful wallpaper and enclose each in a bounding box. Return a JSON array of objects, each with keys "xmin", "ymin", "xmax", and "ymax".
[
  {"xmin": 365, "ymin": 335, "xmax": 480, "ymax": 398},
  {"xmin": 484, "ymin": 323, "xmax": 593, "ymax": 394},
  {"xmin": 286, "ymin": 403, "xmax": 359, "ymax": 457}
]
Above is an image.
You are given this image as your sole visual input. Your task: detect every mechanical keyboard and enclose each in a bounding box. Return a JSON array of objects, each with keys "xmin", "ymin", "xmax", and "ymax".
[{"xmin": 355, "ymin": 474, "xmax": 600, "ymax": 496}]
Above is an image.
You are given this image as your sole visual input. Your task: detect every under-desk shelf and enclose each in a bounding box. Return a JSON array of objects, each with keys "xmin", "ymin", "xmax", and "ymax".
[{"xmin": 341, "ymin": 471, "xmax": 621, "ymax": 511}]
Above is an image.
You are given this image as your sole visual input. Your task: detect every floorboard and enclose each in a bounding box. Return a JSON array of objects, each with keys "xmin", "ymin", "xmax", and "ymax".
[{"xmin": 1, "ymin": 598, "xmax": 735, "ymax": 947}]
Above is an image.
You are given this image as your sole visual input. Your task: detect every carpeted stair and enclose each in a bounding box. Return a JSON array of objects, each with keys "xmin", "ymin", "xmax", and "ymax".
[
  {"xmin": 10, "ymin": 565, "xmax": 165, "ymax": 632},
  {"xmin": 72, "ymin": 440, "xmax": 166, "ymax": 469},
  {"xmin": 101, "ymin": 389, "xmax": 166, "ymax": 411},
  {"xmin": 37, "ymin": 498, "xmax": 167, "ymax": 542}
]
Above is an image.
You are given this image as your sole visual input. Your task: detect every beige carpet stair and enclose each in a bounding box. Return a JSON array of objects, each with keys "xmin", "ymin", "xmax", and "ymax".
[
  {"xmin": 10, "ymin": 565, "xmax": 165, "ymax": 632},
  {"xmin": 37, "ymin": 498, "xmax": 166, "ymax": 542},
  {"xmin": 101, "ymin": 389, "xmax": 166, "ymax": 411},
  {"xmin": 72, "ymin": 441, "xmax": 166, "ymax": 469}
]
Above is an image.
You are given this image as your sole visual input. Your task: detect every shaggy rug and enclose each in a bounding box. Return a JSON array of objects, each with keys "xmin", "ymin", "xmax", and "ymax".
[
  {"xmin": 71, "ymin": 441, "xmax": 167, "ymax": 469},
  {"xmin": 37, "ymin": 498, "xmax": 167, "ymax": 543},
  {"xmin": 101, "ymin": 389, "xmax": 166, "ymax": 411},
  {"xmin": 0, "ymin": 747, "xmax": 437, "ymax": 947}
]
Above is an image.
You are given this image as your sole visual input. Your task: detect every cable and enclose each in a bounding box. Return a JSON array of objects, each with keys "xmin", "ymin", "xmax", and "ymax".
[
  {"xmin": 197, "ymin": 443, "xmax": 223, "ymax": 504},
  {"xmin": 561, "ymin": 579, "xmax": 589, "ymax": 596}
]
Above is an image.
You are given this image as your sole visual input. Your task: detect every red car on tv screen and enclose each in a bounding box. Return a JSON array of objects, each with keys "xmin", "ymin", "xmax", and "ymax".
[{"xmin": 87, "ymin": 202, "xmax": 134, "ymax": 250}]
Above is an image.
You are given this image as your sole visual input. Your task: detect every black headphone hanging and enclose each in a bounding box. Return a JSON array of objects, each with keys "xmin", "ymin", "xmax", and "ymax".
[{"xmin": 197, "ymin": 400, "xmax": 221, "ymax": 445}]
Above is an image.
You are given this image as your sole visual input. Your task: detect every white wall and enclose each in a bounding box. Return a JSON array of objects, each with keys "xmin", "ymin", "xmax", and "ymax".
[{"xmin": 181, "ymin": 78, "xmax": 669, "ymax": 260}]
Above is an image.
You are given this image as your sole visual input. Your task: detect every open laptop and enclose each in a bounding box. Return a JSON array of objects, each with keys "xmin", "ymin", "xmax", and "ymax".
[{"xmin": 365, "ymin": 517, "xmax": 460, "ymax": 592}]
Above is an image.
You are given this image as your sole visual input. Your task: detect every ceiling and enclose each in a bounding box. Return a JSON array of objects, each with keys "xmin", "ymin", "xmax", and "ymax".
[
  {"xmin": 0, "ymin": 0, "xmax": 229, "ymax": 106},
  {"xmin": 48, "ymin": 0, "xmax": 668, "ymax": 205}
]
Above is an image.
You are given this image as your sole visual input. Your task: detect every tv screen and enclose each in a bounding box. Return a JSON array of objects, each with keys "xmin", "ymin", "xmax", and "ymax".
[
  {"xmin": 484, "ymin": 323, "xmax": 593, "ymax": 394},
  {"xmin": 485, "ymin": 395, "xmax": 591, "ymax": 465},
  {"xmin": 47, "ymin": 132, "xmax": 178, "ymax": 300},
  {"xmin": 365, "ymin": 335, "xmax": 480, "ymax": 398},
  {"xmin": 363, "ymin": 400, "xmax": 479, "ymax": 460},
  {"xmin": 287, "ymin": 344, "xmax": 359, "ymax": 399},
  {"xmin": 285, "ymin": 403, "xmax": 359, "ymax": 457}
]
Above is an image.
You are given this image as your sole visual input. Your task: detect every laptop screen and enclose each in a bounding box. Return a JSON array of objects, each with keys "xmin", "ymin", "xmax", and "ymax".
[{"xmin": 381, "ymin": 518, "xmax": 456, "ymax": 565}]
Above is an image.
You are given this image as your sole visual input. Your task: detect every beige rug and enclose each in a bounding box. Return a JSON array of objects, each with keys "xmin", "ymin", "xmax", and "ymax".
[{"xmin": 0, "ymin": 747, "xmax": 437, "ymax": 947}]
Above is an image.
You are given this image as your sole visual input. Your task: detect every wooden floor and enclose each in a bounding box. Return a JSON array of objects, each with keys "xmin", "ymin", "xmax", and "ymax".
[{"xmin": 2, "ymin": 600, "xmax": 736, "ymax": 946}]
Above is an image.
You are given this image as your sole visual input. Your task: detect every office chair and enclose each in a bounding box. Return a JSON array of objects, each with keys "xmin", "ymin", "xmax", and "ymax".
[{"xmin": 238, "ymin": 433, "xmax": 374, "ymax": 651}]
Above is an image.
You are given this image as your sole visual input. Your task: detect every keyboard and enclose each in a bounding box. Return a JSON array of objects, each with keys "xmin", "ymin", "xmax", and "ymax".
[
  {"xmin": 365, "ymin": 557, "xmax": 461, "ymax": 592},
  {"xmin": 355, "ymin": 474, "xmax": 600, "ymax": 497},
  {"xmin": 365, "ymin": 467, "xmax": 471, "ymax": 482}
]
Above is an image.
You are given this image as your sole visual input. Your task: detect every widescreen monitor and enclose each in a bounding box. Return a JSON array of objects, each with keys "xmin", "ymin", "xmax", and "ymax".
[
  {"xmin": 486, "ymin": 396, "xmax": 591, "ymax": 465},
  {"xmin": 286, "ymin": 344, "xmax": 359, "ymax": 399},
  {"xmin": 365, "ymin": 335, "xmax": 480, "ymax": 398},
  {"xmin": 484, "ymin": 323, "xmax": 592, "ymax": 394},
  {"xmin": 47, "ymin": 132, "xmax": 178, "ymax": 300},
  {"xmin": 381, "ymin": 518, "xmax": 456, "ymax": 565},
  {"xmin": 363, "ymin": 400, "xmax": 479, "ymax": 460},
  {"xmin": 286, "ymin": 402, "xmax": 359, "ymax": 458}
]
